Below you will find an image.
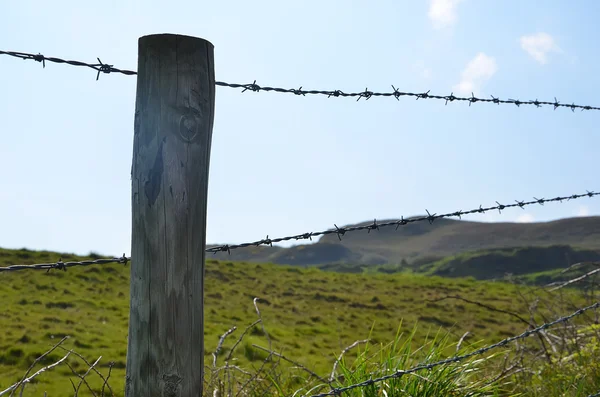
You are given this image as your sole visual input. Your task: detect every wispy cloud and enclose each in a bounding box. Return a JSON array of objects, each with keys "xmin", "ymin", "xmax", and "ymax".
[
  {"xmin": 576, "ymin": 205, "xmax": 590, "ymax": 217},
  {"xmin": 519, "ymin": 33, "xmax": 561, "ymax": 64},
  {"xmin": 453, "ymin": 53, "xmax": 497, "ymax": 95},
  {"xmin": 428, "ymin": 0, "xmax": 465, "ymax": 29},
  {"xmin": 515, "ymin": 213, "xmax": 535, "ymax": 223}
]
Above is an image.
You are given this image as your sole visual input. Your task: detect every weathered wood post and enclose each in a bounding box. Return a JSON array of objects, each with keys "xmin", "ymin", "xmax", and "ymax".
[{"xmin": 127, "ymin": 34, "xmax": 215, "ymax": 397}]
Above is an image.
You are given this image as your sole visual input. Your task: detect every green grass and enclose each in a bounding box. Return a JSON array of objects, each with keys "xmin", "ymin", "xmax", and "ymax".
[
  {"xmin": 0, "ymin": 247, "xmax": 598, "ymax": 396},
  {"xmin": 324, "ymin": 325, "xmax": 498, "ymax": 397},
  {"xmin": 511, "ymin": 324, "xmax": 600, "ymax": 396}
]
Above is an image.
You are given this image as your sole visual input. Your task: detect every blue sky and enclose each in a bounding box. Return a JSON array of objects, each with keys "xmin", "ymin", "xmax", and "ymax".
[{"xmin": 1, "ymin": 1, "xmax": 599, "ymax": 257}]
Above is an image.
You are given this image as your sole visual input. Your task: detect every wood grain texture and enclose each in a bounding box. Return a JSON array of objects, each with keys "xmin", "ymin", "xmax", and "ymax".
[{"xmin": 126, "ymin": 34, "xmax": 215, "ymax": 397}]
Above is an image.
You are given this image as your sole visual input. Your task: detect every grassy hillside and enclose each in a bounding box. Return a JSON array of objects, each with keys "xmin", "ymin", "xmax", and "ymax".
[
  {"xmin": 207, "ymin": 216, "xmax": 600, "ymax": 267},
  {"xmin": 420, "ymin": 245, "xmax": 600, "ymax": 280},
  {"xmin": 313, "ymin": 245, "xmax": 600, "ymax": 288},
  {"xmin": 0, "ymin": 247, "xmax": 597, "ymax": 396}
]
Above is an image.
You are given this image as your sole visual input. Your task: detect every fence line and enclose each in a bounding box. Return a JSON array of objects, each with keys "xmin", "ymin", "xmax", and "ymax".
[
  {"xmin": 0, "ymin": 189, "xmax": 597, "ymax": 273},
  {"xmin": 3, "ymin": 44, "xmax": 600, "ymax": 395},
  {"xmin": 306, "ymin": 301, "xmax": 600, "ymax": 397},
  {"xmin": 0, "ymin": 255, "xmax": 128, "ymax": 273},
  {"xmin": 206, "ymin": 190, "xmax": 599, "ymax": 254},
  {"xmin": 2, "ymin": 49, "xmax": 600, "ymax": 111}
]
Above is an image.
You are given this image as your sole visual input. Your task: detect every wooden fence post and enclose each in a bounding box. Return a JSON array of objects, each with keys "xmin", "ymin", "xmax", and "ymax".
[{"xmin": 126, "ymin": 34, "xmax": 215, "ymax": 397}]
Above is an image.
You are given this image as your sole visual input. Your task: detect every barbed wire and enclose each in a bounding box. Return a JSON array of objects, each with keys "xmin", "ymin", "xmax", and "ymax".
[
  {"xmin": 2, "ymin": 190, "xmax": 597, "ymax": 272},
  {"xmin": 216, "ymin": 81, "xmax": 600, "ymax": 112},
  {"xmin": 306, "ymin": 301, "xmax": 600, "ymax": 397},
  {"xmin": 0, "ymin": 50, "xmax": 137, "ymax": 81},
  {"xmin": 2, "ymin": 50, "xmax": 599, "ymax": 111},
  {"xmin": 0, "ymin": 254, "xmax": 129, "ymax": 273},
  {"xmin": 207, "ymin": 190, "xmax": 599, "ymax": 254}
]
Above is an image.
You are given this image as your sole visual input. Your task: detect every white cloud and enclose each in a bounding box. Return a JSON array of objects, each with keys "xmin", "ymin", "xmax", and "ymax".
[
  {"xmin": 515, "ymin": 213, "xmax": 535, "ymax": 223},
  {"xmin": 428, "ymin": 0, "xmax": 465, "ymax": 29},
  {"xmin": 453, "ymin": 53, "xmax": 497, "ymax": 95},
  {"xmin": 519, "ymin": 33, "xmax": 561, "ymax": 64},
  {"xmin": 576, "ymin": 205, "xmax": 590, "ymax": 217}
]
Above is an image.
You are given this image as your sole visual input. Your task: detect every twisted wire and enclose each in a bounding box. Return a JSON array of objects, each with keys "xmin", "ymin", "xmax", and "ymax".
[
  {"xmin": 307, "ymin": 301, "xmax": 600, "ymax": 397},
  {"xmin": 2, "ymin": 50, "xmax": 598, "ymax": 111},
  {"xmin": 207, "ymin": 190, "xmax": 599, "ymax": 254},
  {"xmin": 0, "ymin": 255, "xmax": 129, "ymax": 273}
]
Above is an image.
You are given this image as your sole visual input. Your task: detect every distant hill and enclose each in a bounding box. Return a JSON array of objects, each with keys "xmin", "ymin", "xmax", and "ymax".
[
  {"xmin": 209, "ymin": 216, "xmax": 600, "ymax": 268},
  {"xmin": 309, "ymin": 244, "xmax": 600, "ymax": 287},
  {"xmin": 421, "ymin": 245, "xmax": 600, "ymax": 281}
]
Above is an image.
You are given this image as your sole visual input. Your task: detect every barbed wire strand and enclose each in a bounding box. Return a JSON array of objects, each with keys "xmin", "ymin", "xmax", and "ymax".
[
  {"xmin": 306, "ymin": 301, "xmax": 600, "ymax": 397},
  {"xmin": 0, "ymin": 255, "xmax": 129, "ymax": 273},
  {"xmin": 1, "ymin": 190, "xmax": 597, "ymax": 273},
  {"xmin": 0, "ymin": 50, "xmax": 136, "ymax": 81},
  {"xmin": 207, "ymin": 190, "xmax": 599, "ymax": 254},
  {"xmin": 2, "ymin": 50, "xmax": 599, "ymax": 111}
]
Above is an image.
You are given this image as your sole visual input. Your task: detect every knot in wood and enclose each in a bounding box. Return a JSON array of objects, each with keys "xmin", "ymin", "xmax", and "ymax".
[
  {"xmin": 162, "ymin": 373, "xmax": 183, "ymax": 397},
  {"xmin": 179, "ymin": 113, "xmax": 199, "ymax": 143}
]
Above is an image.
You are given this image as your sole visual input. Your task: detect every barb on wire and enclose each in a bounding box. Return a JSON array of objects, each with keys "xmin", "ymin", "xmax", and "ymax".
[
  {"xmin": 0, "ymin": 50, "xmax": 137, "ymax": 80},
  {"xmin": 0, "ymin": 254, "xmax": 129, "ymax": 273},
  {"xmin": 2, "ymin": 50, "xmax": 600, "ymax": 111},
  {"xmin": 306, "ymin": 301, "xmax": 600, "ymax": 397},
  {"xmin": 207, "ymin": 190, "xmax": 599, "ymax": 254}
]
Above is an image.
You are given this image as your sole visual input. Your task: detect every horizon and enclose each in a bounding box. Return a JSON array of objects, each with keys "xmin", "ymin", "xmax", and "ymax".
[{"xmin": 3, "ymin": 213, "xmax": 598, "ymax": 258}]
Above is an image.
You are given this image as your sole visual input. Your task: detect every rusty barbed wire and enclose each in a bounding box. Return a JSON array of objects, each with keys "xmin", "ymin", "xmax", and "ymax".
[
  {"xmin": 207, "ymin": 190, "xmax": 599, "ymax": 254},
  {"xmin": 306, "ymin": 301, "xmax": 600, "ymax": 397},
  {"xmin": 0, "ymin": 254, "xmax": 129, "ymax": 273},
  {"xmin": 2, "ymin": 50, "xmax": 599, "ymax": 111}
]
